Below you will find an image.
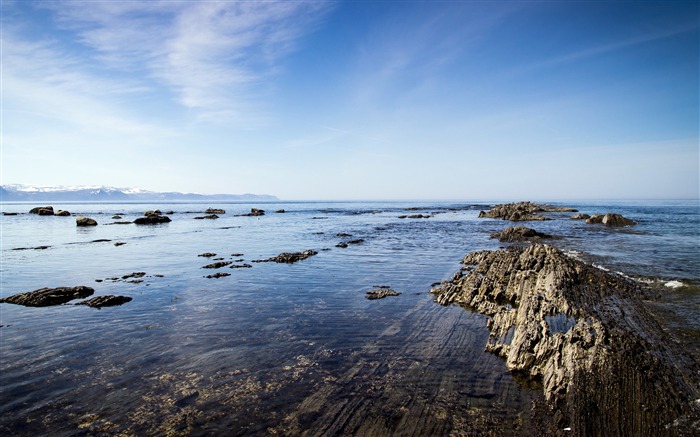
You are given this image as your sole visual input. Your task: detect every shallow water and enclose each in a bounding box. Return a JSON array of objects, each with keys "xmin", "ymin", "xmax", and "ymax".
[{"xmin": 1, "ymin": 200, "xmax": 698, "ymax": 435}]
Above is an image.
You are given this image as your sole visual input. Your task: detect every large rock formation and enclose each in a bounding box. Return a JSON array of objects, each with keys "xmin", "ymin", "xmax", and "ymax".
[
  {"xmin": 585, "ymin": 213, "xmax": 637, "ymax": 227},
  {"xmin": 430, "ymin": 244, "xmax": 699, "ymax": 436},
  {"xmin": 478, "ymin": 202, "xmax": 576, "ymax": 221},
  {"xmin": 1, "ymin": 286, "xmax": 94, "ymax": 306}
]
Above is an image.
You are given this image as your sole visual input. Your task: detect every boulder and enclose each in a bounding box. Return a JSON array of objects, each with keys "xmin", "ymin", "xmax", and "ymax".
[
  {"xmin": 54, "ymin": 210, "xmax": 71, "ymax": 216},
  {"xmin": 76, "ymin": 216, "xmax": 98, "ymax": 226},
  {"xmin": 29, "ymin": 206, "xmax": 54, "ymax": 215},
  {"xmin": 585, "ymin": 213, "xmax": 636, "ymax": 227},
  {"xmin": 144, "ymin": 209, "xmax": 162, "ymax": 216},
  {"xmin": 134, "ymin": 215, "xmax": 171, "ymax": 224},
  {"xmin": 205, "ymin": 208, "xmax": 225, "ymax": 214},
  {"xmin": 275, "ymin": 209, "xmax": 286, "ymax": 213},
  {"xmin": 0, "ymin": 286, "xmax": 94, "ymax": 306},
  {"xmin": 478, "ymin": 202, "xmax": 551, "ymax": 221},
  {"xmin": 75, "ymin": 295, "xmax": 132, "ymax": 308},
  {"xmin": 571, "ymin": 214, "xmax": 591, "ymax": 220},
  {"xmin": 238, "ymin": 208, "xmax": 265, "ymax": 217},
  {"xmin": 490, "ymin": 226, "xmax": 553, "ymax": 242}
]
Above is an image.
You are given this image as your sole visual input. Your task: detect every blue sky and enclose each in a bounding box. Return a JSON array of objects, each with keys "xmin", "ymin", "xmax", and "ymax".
[{"xmin": 2, "ymin": 0, "xmax": 698, "ymax": 200}]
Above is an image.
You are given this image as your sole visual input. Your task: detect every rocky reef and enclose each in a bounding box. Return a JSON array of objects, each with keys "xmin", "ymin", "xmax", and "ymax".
[
  {"xmin": 431, "ymin": 244, "xmax": 699, "ymax": 436},
  {"xmin": 478, "ymin": 202, "xmax": 577, "ymax": 221},
  {"xmin": 253, "ymin": 250, "xmax": 318, "ymax": 264}
]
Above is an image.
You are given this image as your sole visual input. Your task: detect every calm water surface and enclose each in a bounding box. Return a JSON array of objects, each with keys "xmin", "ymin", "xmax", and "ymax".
[{"xmin": 1, "ymin": 200, "xmax": 698, "ymax": 435}]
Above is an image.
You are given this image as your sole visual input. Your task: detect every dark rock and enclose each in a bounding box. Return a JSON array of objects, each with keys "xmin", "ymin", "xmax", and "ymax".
[
  {"xmin": 111, "ymin": 221, "xmax": 133, "ymax": 225},
  {"xmin": 336, "ymin": 242, "xmax": 348, "ymax": 248},
  {"xmin": 490, "ymin": 226, "xmax": 553, "ymax": 242},
  {"xmin": 134, "ymin": 215, "xmax": 171, "ymax": 224},
  {"xmin": 239, "ymin": 208, "xmax": 265, "ymax": 217},
  {"xmin": 253, "ymin": 250, "xmax": 318, "ymax": 264},
  {"xmin": 112, "ymin": 215, "xmax": 123, "ymax": 219},
  {"xmin": 114, "ymin": 242, "xmax": 126, "ymax": 246},
  {"xmin": 275, "ymin": 209, "xmax": 286, "ymax": 213},
  {"xmin": 76, "ymin": 295, "xmax": 132, "ymax": 308},
  {"xmin": 144, "ymin": 209, "xmax": 162, "ymax": 216},
  {"xmin": 202, "ymin": 261, "xmax": 233, "ymax": 269},
  {"xmin": 12, "ymin": 245, "xmax": 51, "ymax": 251},
  {"xmin": 586, "ymin": 213, "xmax": 637, "ymax": 227},
  {"xmin": 0, "ymin": 286, "xmax": 94, "ymax": 306},
  {"xmin": 366, "ymin": 288, "xmax": 401, "ymax": 300},
  {"xmin": 29, "ymin": 206, "xmax": 54, "ymax": 215},
  {"xmin": 194, "ymin": 214, "xmax": 219, "ymax": 220},
  {"xmin": 230, "ymin": 253, "xmax": 244, "ymax": 257},
  {"xmin": 571, "ymin": 214, "xmax": 591, "ymax": 220},
  {"xmin": 76, "ymin": 216, "xmax": 98, "ymax": 226},
  {"xmin": 430, "ymin": 244, "xmax": 698, "ymax": 435},
  {"xmin": 205, "ymin": 208, "xmax": 225, "ymax": 214},
  {"xmin": 205, "ymin": 272, "xmax": 231, "ymax": 278},
  {"xmin": 198, "ymin": 252, "xmax": 217, "ymax": 258},
  {"xmin": 165, "ymin": 211, "xmax": 175, "ymax": 215},
  {"xmin": 346, "ymin": 239, "xmax": 364, "ymax": 245},
  {"xmin": 336, "ymin": 233, "xmax": 352, "ymax": 237},
  {"xmin": 54, "ymin": 210, "xmax": 71, "ymax": 216},
  {"xmin": 122, "ymin": 272, "xmax": 146, "ymax": 280},
  {"xmin": 230, "ymin": 263, "xmax": 253, "ymax": 269}
]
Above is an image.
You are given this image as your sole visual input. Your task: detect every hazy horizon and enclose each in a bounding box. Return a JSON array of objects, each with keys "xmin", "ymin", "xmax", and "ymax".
[{"xmin": 2, "ymin": 1, "xmax": 698, "ymax": 201}]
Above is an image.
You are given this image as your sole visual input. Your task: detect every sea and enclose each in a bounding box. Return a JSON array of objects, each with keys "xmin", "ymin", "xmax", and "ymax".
[{"xmin": 1, "ymin": 200, "xmax": 698, "ymax": 435}]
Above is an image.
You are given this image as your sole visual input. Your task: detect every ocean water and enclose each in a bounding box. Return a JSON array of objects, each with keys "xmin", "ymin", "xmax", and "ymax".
[{"xmin": 1, "ymin": 200, "xmax": 698, "ymax": 435}]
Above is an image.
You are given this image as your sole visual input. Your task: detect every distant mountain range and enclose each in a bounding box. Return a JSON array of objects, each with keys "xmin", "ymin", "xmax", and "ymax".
[{"xmin": 0, "ymin": 184, "xmax": 279, "ymax": 202}]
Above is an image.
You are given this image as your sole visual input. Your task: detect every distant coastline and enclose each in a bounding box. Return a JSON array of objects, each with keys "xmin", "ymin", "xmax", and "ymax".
[{"xmin": 0, "ymin": 184, "xmax": 278, "ymax": 203}]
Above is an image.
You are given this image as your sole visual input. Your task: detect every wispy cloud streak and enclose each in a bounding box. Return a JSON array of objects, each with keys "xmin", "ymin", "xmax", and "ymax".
[{"xmin": 39, "ymin": 0, "xmax": 333, "ymax": 123}]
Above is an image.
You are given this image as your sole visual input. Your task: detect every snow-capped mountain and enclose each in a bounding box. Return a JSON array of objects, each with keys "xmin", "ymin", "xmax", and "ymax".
[{"xmin": 0, "ymin": 184, "xmax": 278, "ymax": 202}]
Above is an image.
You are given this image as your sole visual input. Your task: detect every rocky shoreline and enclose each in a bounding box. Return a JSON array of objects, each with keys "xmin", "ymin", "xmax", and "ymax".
[{"xmin": 432, "ymin": 202, "xmax": 700, "ymax": 435}]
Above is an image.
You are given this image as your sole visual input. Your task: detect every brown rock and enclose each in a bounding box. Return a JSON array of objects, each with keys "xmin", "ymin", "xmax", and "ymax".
[
  {"xmin": 585, "ymin": 213, "xmax": 636, "ymax": 227},
  {"xmin": 490, "ymin": 226, "xmax": 553, "ymax": 242},
  {"xmin": 75, "ymin": 295, "xmax": 132, "ymax": 308},
  {"xmin": 76, "ymin": 216, "xmax": 98, "ymax": 226},
  {"xmin": 29, "ymin": 206, "xmax": 54, "ymax": 215},
  {"xmin": 253, "ymin": 250, "xmax": 318, "ymax": 264}
]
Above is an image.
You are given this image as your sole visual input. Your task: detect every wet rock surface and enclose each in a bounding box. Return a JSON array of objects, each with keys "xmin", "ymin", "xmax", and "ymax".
[
  {"xmin": 29, "ymin": 206, "xmax": 54, "ymax": 215},
  {"xmin": 76, "ymin": 216, "xmax": 98, "ymax": 226},
  {"xmin": 202, "ymin": 261, "xmax": 233, "ymax": 269},
  {"xmin": 490, "ymin": 226, "xmax": 553, "ymax": 243},
  {"xmin": 430, "ymin": 244, "xmax": 700, "ymax": 436},
  {"xmin": 134, "ymin": 215, "xmax": 171, "ymax": 225},
  {"xmin": 54, "ymin": 210, "xmax": 71, "ymax": 216},
  {"xmin": 585, "ymin": 213, "xmax": 637, "ymax": 227},
  {"xmin": 254, "ymin": 250, "xmax": 318, "ymax": 264},
  {"xmin": 205, "ymin": 208, "xmax": 225, "ymax": 214},
  {"xmin": 0, "ymin": 286, "xmax": 95, "ymax": 307},
  {"xmin": 76, "ymin": 295, "xmax": 132, "ymax": 308},
  {"xmin": 238, "ymin": 208, "xmax": 265, "ymax": 217},
  {"xmin": 478, "ymin": 202, "xmax": 576, "ymax": 221},
  {"xmin": 365, "ymin": 288, "xmax": 401, "ymax": 300},
  {"xmin": 194, "ymin": 214, "xmax": 219, "ymax": 220}
]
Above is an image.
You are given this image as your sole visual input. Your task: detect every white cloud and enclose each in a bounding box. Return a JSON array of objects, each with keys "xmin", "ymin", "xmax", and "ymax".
[{"xmin": 39, "ymin": 0, "xmax": 333, "ymax": 123}]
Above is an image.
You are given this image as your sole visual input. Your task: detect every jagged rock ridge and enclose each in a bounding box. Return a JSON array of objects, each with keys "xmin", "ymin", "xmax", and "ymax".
[{"xmin": 431, "ymin": 244, "xmax": 699, "ymax": 436}]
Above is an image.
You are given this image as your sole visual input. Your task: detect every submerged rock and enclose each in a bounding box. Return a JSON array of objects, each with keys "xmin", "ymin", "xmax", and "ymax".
[
  {"xmin": 570, "ymin": 213, "xmax": 591, "ymax": 220},
  {"xmin": 254, "ymin": 250, "xmax": 318, "ymax": 264},
  {"xmin": 365, "ymin": 288, "xmax": 401, "ymax": 300},
  {"xmin": 0, "ymin": 286, "xmax": 94, "ymax": 306},
  {"xmin": 76, "ymin": 295, "xmax": 132, "ymax": 308},
  {"xmin": 585, "ymin": 213, "xmax": 637, "ymax": 227},
  {"xmin": 205, "ymin": 208, "xmax": 225, "ymax": 214},
  {"xmin": 205, "ymin": 272, "xmax": 231, "ymax": 279},
  {"xmin": 202, "ymin": 261, "xmax": 233, "ymax": 269},
  {"xmin": 54, "ymin": 210, "xmax": 71, "ymax": 216},
  {"xmin": 194, "ymin": 214, "xmax": 219, "ymax": 220},
  {"xmin": 430, "ymin": 244, "xmax": 699, "ymax": 435},
  {"xmin": 29, "ymin": 206, "xmax": 54, "ymax": 215},
  {"xmin": 490, "ymin": 226, "xmax": 553, "ymax": 242},
  {"xmin": 76, "ymin": 216, "xmax": 98, "ymax": 226}
]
